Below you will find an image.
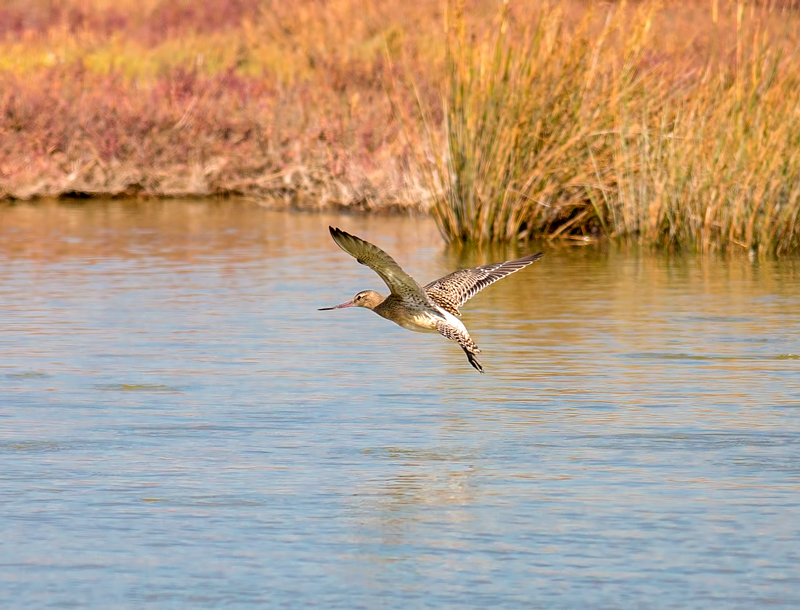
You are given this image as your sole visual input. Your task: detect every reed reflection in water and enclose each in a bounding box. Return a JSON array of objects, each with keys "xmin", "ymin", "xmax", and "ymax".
[{"xmin": 1, "ymin": 201, "xmax": 799, "ymax": 608}]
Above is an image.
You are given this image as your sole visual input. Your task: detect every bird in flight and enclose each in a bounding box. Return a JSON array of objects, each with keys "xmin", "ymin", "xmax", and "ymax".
[{"xmin": 319, "ymin": 227, "xmax": 543, "ymax": 373}]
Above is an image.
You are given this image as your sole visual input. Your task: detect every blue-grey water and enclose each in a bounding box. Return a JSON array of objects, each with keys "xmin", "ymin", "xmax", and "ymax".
[{"xmin": 1, "ymin": 201, "xmax": 799, "ymax": 608}]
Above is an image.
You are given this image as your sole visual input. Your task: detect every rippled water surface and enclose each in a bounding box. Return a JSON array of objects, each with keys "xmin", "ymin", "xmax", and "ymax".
[{"xmin": 2, "ymin": 201, "xmax": 799, "ymax": 608}]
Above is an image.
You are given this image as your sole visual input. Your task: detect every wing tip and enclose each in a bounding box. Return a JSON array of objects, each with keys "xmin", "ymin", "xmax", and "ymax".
[
  {"xmin": 508, "ymin": 251, "xmax": 544, "ymax": 269},
  {"xmin": 329, "ymin": 226, "xmax": 356, "ymax": 250},
  {"xmin": 330, "ymin": 226, "xmax": 364, "ymax": 246},
  {"xmin": 497, "ymin": 251, "xmax": 543, "ymax": 272}
]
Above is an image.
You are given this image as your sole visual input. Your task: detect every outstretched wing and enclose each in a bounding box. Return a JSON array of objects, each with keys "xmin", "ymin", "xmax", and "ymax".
[
  {"xmin": 424, "ymin": 252, "xmax": 543, "ymax": 316},
  {"xmin": 328, "ymin": 227, "xmax": 434, "ymax": 306}
]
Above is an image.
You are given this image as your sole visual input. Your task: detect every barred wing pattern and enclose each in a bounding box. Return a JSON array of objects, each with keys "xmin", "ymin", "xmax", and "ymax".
[
  {"xmin": 328, "ymin": 227, "xmax": 435, "ymax": 308},
  {"xmin": 424, "ymin": 252, "xmax": 544, "ymax": 316}
]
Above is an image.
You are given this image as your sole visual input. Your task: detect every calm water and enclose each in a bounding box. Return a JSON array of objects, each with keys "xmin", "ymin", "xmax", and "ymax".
[{"xmin": 1, "ymin": 201, "xmax": 799, "ymax": 608}]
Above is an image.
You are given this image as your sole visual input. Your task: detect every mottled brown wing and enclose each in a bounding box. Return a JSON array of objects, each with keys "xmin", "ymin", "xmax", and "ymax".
[
  {"xmin": 424, "ymin": 252, "xmax": 543, "ymax": 316},
  {"xmin": 328, "ymin": 227, "xmax": 435, "ymax": 307}
]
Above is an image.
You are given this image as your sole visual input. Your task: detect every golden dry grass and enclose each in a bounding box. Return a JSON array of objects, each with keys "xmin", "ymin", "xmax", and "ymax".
[{"xmin": 420, "ymin": 1, "xmax": 800, "ymax": 254}]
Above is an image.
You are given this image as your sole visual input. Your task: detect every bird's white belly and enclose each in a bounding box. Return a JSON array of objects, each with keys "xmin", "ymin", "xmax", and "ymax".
[{"xmin": 438, "ymin": 308, "xmax": 470, "ymax": 335}]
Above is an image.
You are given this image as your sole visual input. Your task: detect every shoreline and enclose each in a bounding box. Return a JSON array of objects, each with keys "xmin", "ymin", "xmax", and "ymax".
[
  {"xmin": 0, "ymin": 167, "xmax": 432, "ymax": 215},
  {"xmin": 0, "ymin": 189, "xmax": 432, "ymax": 216}
]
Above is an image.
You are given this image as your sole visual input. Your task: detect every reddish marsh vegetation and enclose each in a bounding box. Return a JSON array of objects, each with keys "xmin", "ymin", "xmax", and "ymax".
[
  {"xmin": 2, "ymin": 0, "xmax": 800, "ymax": 253},
  {"xmin": 0, "ymin": 0, "xmax": 453, "ymax": 209}
]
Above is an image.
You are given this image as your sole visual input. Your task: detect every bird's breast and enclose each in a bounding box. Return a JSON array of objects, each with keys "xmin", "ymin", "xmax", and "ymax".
[
  {"xmin": 394, "ymin": 312, "xmax": 440, "ymax": 333},
  {"xmin": 374, "ymin": 303, "xmax": 441, "ymax": 333}
]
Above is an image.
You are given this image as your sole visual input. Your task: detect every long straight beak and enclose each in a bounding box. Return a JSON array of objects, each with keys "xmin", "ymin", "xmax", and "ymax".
[{"xmin": 318, "ymin": 300, "xmax": 355, "ymax": 311}]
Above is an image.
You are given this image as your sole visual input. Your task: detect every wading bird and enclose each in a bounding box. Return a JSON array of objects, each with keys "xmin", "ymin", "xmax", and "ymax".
[{"xmin": 319, "ymin": 227, "xmax": 543, "ymax": 373}]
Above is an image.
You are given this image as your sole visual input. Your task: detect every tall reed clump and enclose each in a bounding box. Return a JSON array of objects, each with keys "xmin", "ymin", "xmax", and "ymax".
[
  {"xmin": 426, "ymin": 0, "xmax": 800, "ymax": 255},
  {"xmin": 422, "ymin": 0, "xmax": 645, "ymax": 243}
]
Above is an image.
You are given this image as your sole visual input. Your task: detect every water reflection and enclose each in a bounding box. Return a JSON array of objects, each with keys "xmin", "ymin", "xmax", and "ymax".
[{"xmin": 1, "ymin": 200, "xmax": 799, "ymax": 608}]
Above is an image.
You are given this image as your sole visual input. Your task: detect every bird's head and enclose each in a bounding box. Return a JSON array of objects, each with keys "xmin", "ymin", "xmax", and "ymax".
[{"xmin": 319, "ymin": 290, "xmax": 384, "ymax": 311}]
